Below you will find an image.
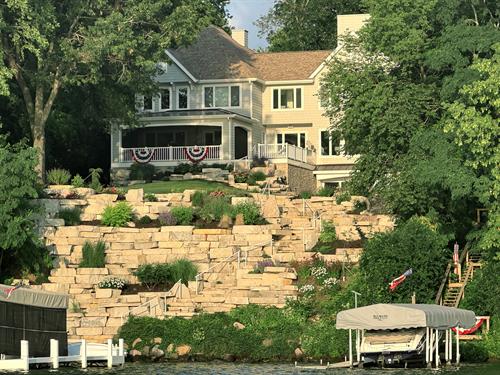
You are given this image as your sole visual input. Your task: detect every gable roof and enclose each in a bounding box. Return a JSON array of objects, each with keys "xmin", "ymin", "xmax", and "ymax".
[{"xmin": 168, "ymin": 26, "xmax": 331, "ymax": 81}]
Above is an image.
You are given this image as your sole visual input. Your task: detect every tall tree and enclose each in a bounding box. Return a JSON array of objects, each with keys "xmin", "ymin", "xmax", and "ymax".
[
  {"xmin": 256, "ymin": 0, "xmax": 365, "ymax": 52},
  {"xmin": 0, "ymin": 0, "xmax": 229, "ymax": 180}
]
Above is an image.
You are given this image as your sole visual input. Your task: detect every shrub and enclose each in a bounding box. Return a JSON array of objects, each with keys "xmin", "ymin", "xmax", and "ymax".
[
  {"xmin": 232, "ymin": 202, "xmax": 264, "ymax": 225},
  {"xmin": 316, "ymin": 186, "xmax": 335, "ymax": 197},
  {"xmin": 130, "ymin": 163, "xmax": 155, "ymax": 182},
  {"xmin": 191, "ymin": 191, "xmax": 206, "ymax": 207},
  {"xmin": 57, "ymin": 207, "xmax": 81, "ymax": 226},
  {"xmin": 47, "ymin": 168, "xmax": 71, "ymax": 185},
  {"xmin": 136, "ymin": 215, "xmax": 153, "ymax": 225},
  {"xmin": 158, "ymin": 212, "xmax": 177, "ymax": 226},
  {"xmin": 335, "ymin": 191, "xmax": 351, "ymax": 204},
  {"xmin": 170, "ymin": 206, "xmax": 194, "ymax": 225},
  {"xmin": 79, "ymin": 241, "xmax": 106, "ymax": 268},
  {"xmin": 134, "ymin": 264, "xmax": 172, "ymax": 289},
  {"xmin": 300, "ymin": 191, "xmax": 312, "ymax": 199},
  {"xmin": 144, "ymin": 193, "xmax": 158, "ymax": 202},
  {"xmin": 101, "ymin": 202, "xmax": 134, "ymax": 227},
  {"xmin": 169, "ymin": 259, "xmax": 198, "ymax": 285},
  {"xmin": 71, "ymin": 174, "xmax": 85, "ymax": 188},
  {"xmin": 98, "ymin": 277, "xmax": 127, "ymax": 289},
  {"xmin": 249, "ymin": 171, "xmax": 267, "ymax": 181},
  {"xmin": 198, "ymin": 195, "xmax": 232, "ymax": 223}
]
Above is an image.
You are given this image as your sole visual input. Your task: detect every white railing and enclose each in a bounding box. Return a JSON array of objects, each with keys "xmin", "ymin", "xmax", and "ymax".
[
  {"xmin": 195, "ymin": 241, "xmax": 273, "ymax": 294},
  {"xmin": 256, "ymin": 143, "xmax": 308, "ymax": 163},
  {"xmin": 119, "ymin": 145, "xmax": 222, "ymax": 163}
]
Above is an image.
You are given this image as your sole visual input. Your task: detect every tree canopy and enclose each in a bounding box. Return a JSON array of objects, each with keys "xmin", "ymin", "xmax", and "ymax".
[
  {"xmin": 256, "ymin": 0, "xmax": 365, "ymax": 52},
  {"xmin": 0, "ymin": 0, "xmax": 229, "ymax": 179}
]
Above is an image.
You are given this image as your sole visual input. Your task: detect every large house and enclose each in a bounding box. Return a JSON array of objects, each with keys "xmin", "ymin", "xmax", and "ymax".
[{"xmin": 110, "ymin": 14, "xmax": 369, "ymax": 190}]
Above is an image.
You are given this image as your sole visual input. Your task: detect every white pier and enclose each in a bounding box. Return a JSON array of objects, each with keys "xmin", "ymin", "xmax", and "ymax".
[{"xmin": 0, "ymin": 338, "xmax": 126, "ymax": 371}]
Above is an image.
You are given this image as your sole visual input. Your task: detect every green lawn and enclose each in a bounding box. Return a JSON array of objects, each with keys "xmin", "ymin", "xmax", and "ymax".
[{"xmin": 125, "ymin": 179, "xmax": 247, "ymax": 195}]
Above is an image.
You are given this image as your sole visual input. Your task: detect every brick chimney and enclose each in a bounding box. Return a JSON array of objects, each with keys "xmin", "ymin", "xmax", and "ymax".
[{"xmin": 232, "ymin": 29, "xmax": 248, "ymax": 48}]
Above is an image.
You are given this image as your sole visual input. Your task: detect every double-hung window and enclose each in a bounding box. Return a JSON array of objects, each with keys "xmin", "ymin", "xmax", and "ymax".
[
  {"xmin": 159, "ymin": 88, "xmax": 171, "ymax": 111},
  {"xmin": 177, "ymin": 87, "xmax": 189, "ymax": 109},
  {"xmin": 272, "ymin": 87, "xmax": 302, "ymax": 110},
  {"xmin": 320, "ymin": 130, "xmax": 342, "ymax": 156},
  {"xmin": 204, "ymin": 85, "xmax": 240, "ymax": 108}
]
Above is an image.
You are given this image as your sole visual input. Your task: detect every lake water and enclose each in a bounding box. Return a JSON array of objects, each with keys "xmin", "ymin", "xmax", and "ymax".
[{"xmin": 3, "ymin": 362, "xmax": 500, "ymax": 375}]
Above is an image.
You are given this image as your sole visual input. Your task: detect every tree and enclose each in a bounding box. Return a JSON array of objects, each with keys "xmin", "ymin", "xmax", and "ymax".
[
  {"xmin": 0, "ymin": 139, "xmax": 39, "ymax": 275},
  {"xmin": 0, "ymin": 0, "xmax": 229, "ymax": 180},
  {"xmin": 256, "ymin": 0, "xmax": 365, "ymax": 52}
]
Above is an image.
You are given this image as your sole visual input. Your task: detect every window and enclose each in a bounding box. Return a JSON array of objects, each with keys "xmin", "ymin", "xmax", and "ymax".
[
  {"xmin": 177, "ymin": 87, "xmax": 189, "ymax": 109},
  {"xmin": 277, "ymin": 132, "xmax": 306, "ymax": 148},
  {"xmin": 272, "ymin": 87, "xmax": 302, "ymax": 109},
  {"xmin": 159, "ymin": 89, "xmax": 171, "ymax": 110},
  {"xmin": 204, "ymin": 85, "xmax": 240, "ymax": 107},
  {"xmin": 320, "ymin": 130, "xmax": 342, "ymax": 156}
]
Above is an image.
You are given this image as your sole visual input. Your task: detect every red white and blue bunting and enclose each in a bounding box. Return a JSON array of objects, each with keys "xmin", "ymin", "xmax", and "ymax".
[
  {"xmin": 132, "ymin": 148, "xmax": 155, "ymax": 164},
  {"xmin": 184, "ymin": 146, "xmax": 208, "ymax": 163}
]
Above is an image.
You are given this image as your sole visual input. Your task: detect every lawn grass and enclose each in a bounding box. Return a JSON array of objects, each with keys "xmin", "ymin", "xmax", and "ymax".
[{"xmin": 125, "ymin": 179, "xmax": 248, "ymax": 195}]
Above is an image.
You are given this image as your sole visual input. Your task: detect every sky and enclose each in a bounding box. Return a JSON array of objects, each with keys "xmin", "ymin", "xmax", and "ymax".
[{"xmin": 227, "ymin": 0, "xmax": 274, "ymax": 50}]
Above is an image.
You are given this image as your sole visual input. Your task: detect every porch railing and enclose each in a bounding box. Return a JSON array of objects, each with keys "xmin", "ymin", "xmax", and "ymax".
[
  {"xmin": 256, "ymin": 143, "xmax": 309, "ymax": 163},
  {"xmin": 119, "ymin": 145, "xmax": 221, "ymax": 163}
]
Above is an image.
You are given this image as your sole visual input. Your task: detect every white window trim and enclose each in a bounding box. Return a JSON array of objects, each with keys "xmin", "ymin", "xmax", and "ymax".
[
  {"xmin": 202, "ymin": 84, "xmax": 242, "ymax": 109},
  {"xmin": 276, "ymin": 131, "xmax": 307, "ymax": 148},
  {"xmin": 158, "ymin": 87, "xmax": 172, "ymax": 111},
  {"xmin": 176, "ymin": 86, "xmax": 190, "ymax": 110},
  {"xmin": 271, "ymin": 86, "xmax": 304, "ymax": 111},
  {"xmin": 319, "ymin": 129, "xmax": 345, "ymax": 157}
]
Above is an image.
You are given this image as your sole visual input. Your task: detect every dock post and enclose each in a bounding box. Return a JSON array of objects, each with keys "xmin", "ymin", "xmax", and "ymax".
[
  {"xmin": 435, "ymin": 329, "xmax": 439, "ymax": 368},
  {"xmin": 50, "ymin": 339, "xmax": 59, "ymax": 369},
  {"xmin": 107, "ymin": 339, "xmax": 113, "ymax": 368},
  {"xmin": 425, "ymin": 327, "xmax": 429, "ymax": 366},
  {"xmin": 348, "ymin": 329, "xmax": 353, "ymax": 368},
  {"xmin": 119, "ymin": 338, "xmax": 125, "ymax": 365},
  {"xmin": 81, "ymin": 339, "xmax": 87, "ymax": 369},
  {"xmin": 455, "ymin": 326, "xmax": 460, "ymax": 366},
  {"xmin": 20, "ymin": 340, "xmax": 29, "ymax": 371}
]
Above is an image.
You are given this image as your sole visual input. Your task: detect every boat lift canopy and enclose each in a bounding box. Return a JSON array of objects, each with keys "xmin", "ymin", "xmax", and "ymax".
[{"xmin": 336, "ymin": 304, "xmax": 476, "ymax": 330}]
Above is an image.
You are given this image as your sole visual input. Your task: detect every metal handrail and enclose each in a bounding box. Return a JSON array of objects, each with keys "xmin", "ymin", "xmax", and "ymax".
[{"xmin": 195, "ymin": 240, "xmax": 273, "ymax": 294}]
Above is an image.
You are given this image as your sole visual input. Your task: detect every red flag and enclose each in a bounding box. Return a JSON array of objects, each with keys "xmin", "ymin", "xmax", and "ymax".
[{"xmin": 389, "ymin": 269, "xmax": 413, "ymax": 292}]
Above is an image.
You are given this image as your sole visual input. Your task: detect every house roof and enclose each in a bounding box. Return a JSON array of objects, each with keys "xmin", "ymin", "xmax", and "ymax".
[{"xmin": 168, "ymin": 26, "xmax": 331, "ymax": 81}]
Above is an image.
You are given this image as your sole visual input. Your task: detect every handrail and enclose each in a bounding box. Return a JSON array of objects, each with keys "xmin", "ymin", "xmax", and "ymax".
[{"xmin": 195, "ymin": 240, "xmax": 273, "ymax": 294}]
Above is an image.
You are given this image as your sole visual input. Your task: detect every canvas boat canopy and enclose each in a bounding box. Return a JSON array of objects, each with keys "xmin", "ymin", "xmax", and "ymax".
[
  {"xmin": 336, "ymin": 304, "xmax": 476, "ymax": 330},
  {"xmin": 0, "ymin": 284, "xmax": 68, "ymax": 309}
]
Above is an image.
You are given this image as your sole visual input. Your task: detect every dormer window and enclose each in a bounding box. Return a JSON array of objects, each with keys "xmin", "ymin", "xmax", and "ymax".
[
  {"xmin": 204, "ymin": 85, "xmax": 240, "ymax": 108},
  {"xmin": 159, "ymin": 88, "xmax": 171, "ymax": 111}
]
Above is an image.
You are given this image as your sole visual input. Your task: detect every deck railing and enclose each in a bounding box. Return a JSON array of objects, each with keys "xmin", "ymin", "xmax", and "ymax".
[
  {"xmin": 256, "ymin": 143, "xmax": 309, "ymax": 163},
  {"xmin": 119, "ymin": 145, "xmax": 221, "ymax": 163}
]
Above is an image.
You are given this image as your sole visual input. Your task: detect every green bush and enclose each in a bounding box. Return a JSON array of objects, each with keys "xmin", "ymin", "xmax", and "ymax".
[
  {"xmin": 130, "ymin": 163, "xmax": 155, "ymax": 182},
  {"xmin": 198, "ymin": 195, "xmax": 232, "ymax": 223},
  {"xmin": 232, "ymin": 202, "xmax": 265, "ymax": 225},
  {"xmin": 191, "ymin": 191, "xmax": 206, "ymax": 207},
  {"xmin": 57, "ymin": 207, "xmax": 81, "ymax": 226},
  {"xmin": 71, "ymin": 174, "xmax": 85, "ymax": 188},
  {"xmin": 134, "ymin": 264, "xmax": 171, "ymax": 289},
  {"xmin": 101, "ymin": 202, "xmax": 134, "ymax": 227},
  {"xmin": 79, "ymin": 241, "xmax": 106, "ymax": 268},
  {"xmin": 170, "ymin": 206, "xmax": 194, "ymax": 225},
  {"xmin": 315, "ymin": 186, "xmax": 335, "ymax": 197},
  {"xmin": 359, "ymin": 217, "xmax": 449, "ymax": 304},
  {"xmin": 300, "ymin": 191, "xmax": 312, "ymax": 199},
  {"xmin": 249, "ymin": 171, "xmax": 267, "ymax": 181},
  {"xmin": 144, "ymin": 193, "xmax": 158, "ymax": 202},
  {"xmin": 47, "ymin": 168, "xmax": 71, "ymax": 185},
  {"xmin": 169, "ymin": 259, "xmax": 198, "ymax": 285}
]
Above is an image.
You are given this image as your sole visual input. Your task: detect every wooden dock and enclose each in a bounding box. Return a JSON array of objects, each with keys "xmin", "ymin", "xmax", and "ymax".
[{"xmin": 0, "ymin": 338, "xmax": 125, "ymax": 371}]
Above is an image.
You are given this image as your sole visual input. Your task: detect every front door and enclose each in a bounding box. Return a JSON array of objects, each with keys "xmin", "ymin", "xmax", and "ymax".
[{"xmin": 234, "ymin": 127, "xmax": 248, "ymax": 159}]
